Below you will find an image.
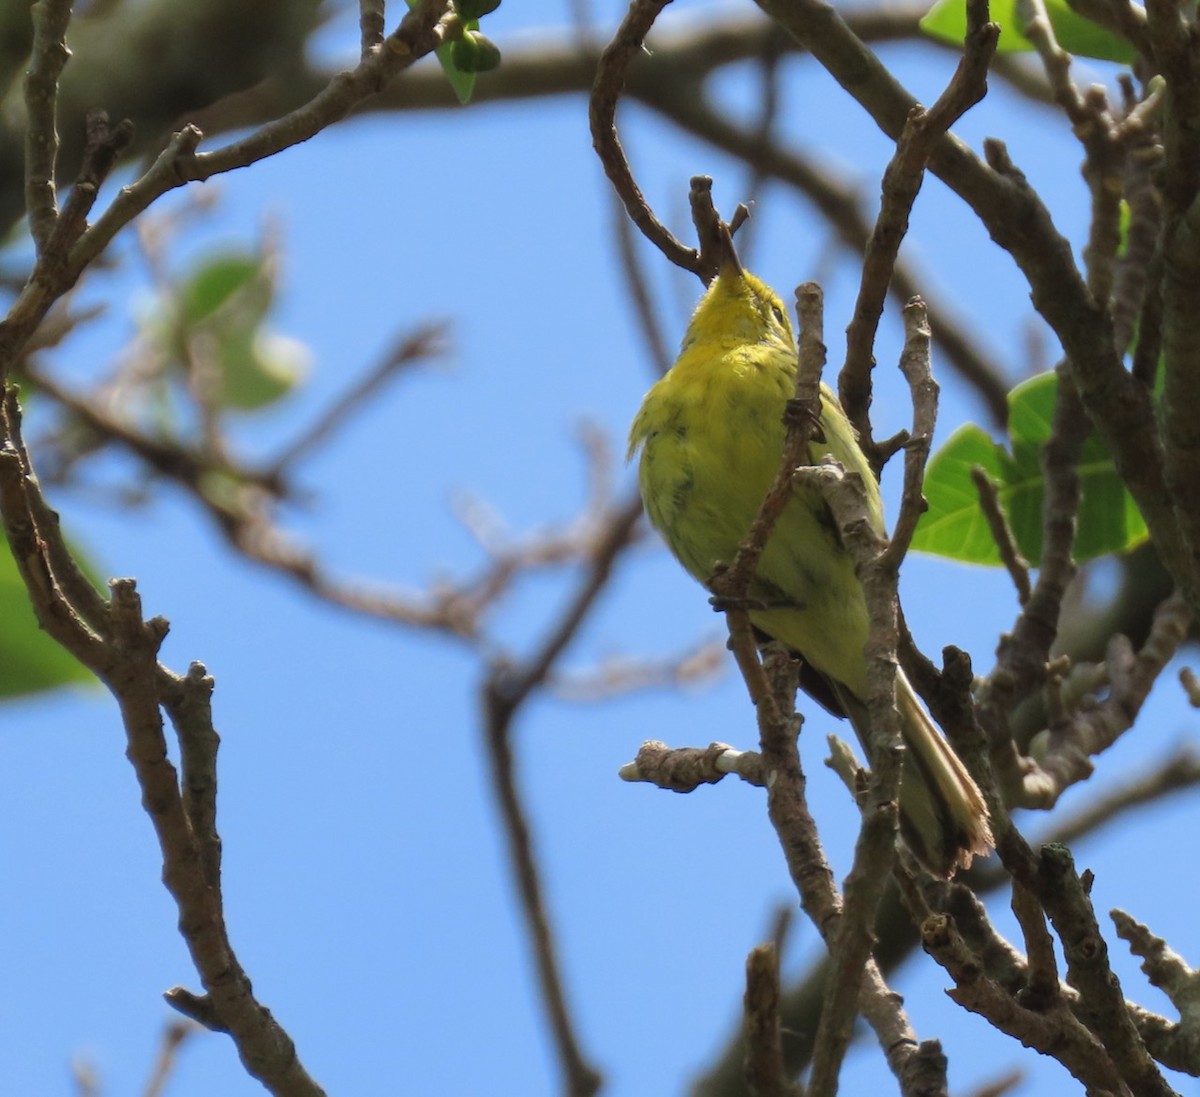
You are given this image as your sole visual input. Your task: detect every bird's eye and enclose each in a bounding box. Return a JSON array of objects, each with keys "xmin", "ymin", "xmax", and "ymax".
[{"xmin": 770, "ymin": 303, "xmax": 786, "ymax": 326}]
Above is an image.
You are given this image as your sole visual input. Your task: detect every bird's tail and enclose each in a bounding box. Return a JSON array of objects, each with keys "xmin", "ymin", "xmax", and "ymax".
[{"xmin": 837, "ymin": 671, "xmax": 993, "ymax": 876}]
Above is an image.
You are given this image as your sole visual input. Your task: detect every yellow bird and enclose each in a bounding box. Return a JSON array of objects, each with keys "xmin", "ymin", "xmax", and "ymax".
[{"xmin": 628, "ymin": 247, "xmax": 992, "ymax": 875}]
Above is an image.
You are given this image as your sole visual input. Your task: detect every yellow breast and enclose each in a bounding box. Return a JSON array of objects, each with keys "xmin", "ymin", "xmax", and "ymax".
[{"xmin": 630, "ymin": 342, "xmax": 877, "ymax": 697}]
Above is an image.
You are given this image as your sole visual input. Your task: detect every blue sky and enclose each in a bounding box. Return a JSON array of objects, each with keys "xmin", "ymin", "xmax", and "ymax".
[{"xmin": 2, "ymin": 3, "xmax": 1197, "ymax": 1095}]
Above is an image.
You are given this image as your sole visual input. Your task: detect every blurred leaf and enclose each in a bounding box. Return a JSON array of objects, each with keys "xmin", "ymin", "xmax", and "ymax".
[
  {"xmin": 179, "ymin": 254, "xmax": 263, "ymax": 325},
  {"xmin": 198, "ymin": 467, "xmax": 252, "ymax": 515},
  {"xmin": 147, "ymin": 246, "xmax": 308, "ymax": 413},
  {"xmin": 912, "ymin": 373, "xmax": 1148, "ymax": 565},
  {"xmin": 920, "ymin": 0, "xmax": 1136, "ymax": 62},
  {"xmin": 0, "ymin": 538, "xmax": 97, "ymax": 701},
  {"xmin": 178, "ymin": 251, "xmax": 273, "ymax": 336},
  {"xmin": 216, "ymin": 331, "xmax": 310, "ymax": 411}
]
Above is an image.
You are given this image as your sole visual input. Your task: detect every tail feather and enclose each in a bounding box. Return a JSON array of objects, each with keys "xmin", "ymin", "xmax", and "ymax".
[{"xmin": 833, "ymin": 671, "xmax": 992, "ymax": 876}]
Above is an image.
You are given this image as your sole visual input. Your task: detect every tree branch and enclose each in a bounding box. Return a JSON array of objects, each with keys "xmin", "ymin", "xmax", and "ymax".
[{"xmin": 0, "ymin": 399, "xmax": 325, "ymax": 1096}]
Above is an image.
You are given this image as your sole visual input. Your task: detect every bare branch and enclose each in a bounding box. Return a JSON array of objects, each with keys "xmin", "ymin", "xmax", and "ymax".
[
  {"xmin": 881, "ymin": 297, "xmax": 939, "ymax": 568},
  {"xmin": 588, "ymin": 0, "xmax": 700, "ymax": 276},
  {"xmin": 475, "ymin": 491, "xmax": 643, "ymax": 1097},
  {"xmin": 754, "ymin": 0, "xmax": 1195, "ymax": 602},
  {"xmin": 921, "ymin": 912, "xmax": 1127, "ymax": 1093},
  {"xmin": 1113, "ymin": 908, "xmax": 1200, "ymax": 1024},
  {"xmin": 743, "ymin": 943, "xmax": 801, "ymax": 1097},
  {"xmin": 481, "ymin": 692, "xmax": 603, "ymax": 1097},
  {"xmin": 1035, "ymin": 845, "xmax": 1174, "ymax": 1096},
  {"xmin": 360, "ymin": 0, "xmax": 386, "ymax": 58},
  {"xmin": 978, "ymin": 362, "xmax": 1089, "ymax": 780},
  {"xmin": 754, "ymin": 649, "xmax": 944, "ymax": 1096},
  {"xmin": 551, "ymin": 639, "xmax": 724, "ymax": 702},
  {"xmin": 1, "ymin": 397, "xmax": 324, "ymax": 1096},
  {"xmin": 840, "ymin": 16, "xmax": 998, "ymax": 452},
  {"xmin": 1010, "ymin": 877, "xmax": 1060, "ymax": 1009},
  {"xmin": 1011, "ymin": 591, "xmax": 1193, "ymax": 808},
  {"xmin": 611, "ymin": 191, "xmax": 675, "ymax": 377},
  {"xmin": 697, "ymin": 743, "xmax": 1200, "ymax": 1093},
  {"xmin": 60, "ymin": 3, "xmax": 451, "ymax": 290},
  {"xmin": 619, "ymin": 740, "xmax": 767, "ymax": 790},
  {"xmin": 140, "ymin": 1020, "xmax": 201, "ymax": 1097},
  {"xmin": 24, "ymin": 0, "xmax": 74, "ymax": 251}
]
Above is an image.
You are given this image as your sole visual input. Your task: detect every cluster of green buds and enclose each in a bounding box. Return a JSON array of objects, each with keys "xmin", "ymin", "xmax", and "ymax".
[{"xmin": 448, "ymin": 0, "xmax": 502, "ymax": 74}]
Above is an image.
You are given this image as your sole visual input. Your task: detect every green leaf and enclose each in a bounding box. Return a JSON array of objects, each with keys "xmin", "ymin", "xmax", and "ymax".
[
  {"xmin": 406, "ymin": 1, "xmax": 478, "ymax": 104},
  {"xmin": 179, "ymin": 254, "xmax": 263, "ymax": 325},
  {"xmin": 911, "ymin": 373, "xmax": 1149, "ymax": 565},
  {"xmin": 920, "ymin": 0, "xmax": 1136, "ymax": 63},
  {"xmin": 0, "ymin": 538, "xmax": 97, "ymax": 701},
  {"xmin": 910, "ymin": 424, "xmax": 1019, "ymax": 564},
  {"xmin": 435, "ymin": 39, "xmax": 478, "ymax": 104}
]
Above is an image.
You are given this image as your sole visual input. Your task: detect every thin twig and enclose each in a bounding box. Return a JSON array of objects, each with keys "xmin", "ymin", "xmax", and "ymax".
[
  {"xmin": 1035, "ymin": 845, "xmax": 1174, "ymax": 1096},
  {"xmin": 165, "ymin": 662, "xmax": 224, "ymax": 896},
  {"xmin": 476, "ymin": 494, "xmax": 642, "ymax": 1097},
  {"xmin": 840, "ymin": 10, "xmax": 998, "ymax": 454},
  {"xmin": 1115, "ymin": 82, "xmax": 1165, "ymax": 369},
  {"xmin": 799, "ymin": 456, "xmax": 901, "ymax": 1097},
  {"xmin": 755, "ymin": 649, "xmax": 943, "ymax": 1096},
  {"xmin": 970, "ymin": 467, "xmax": 1032, "ymax": 604},
  {"xmin": 588, "ymin": 0, "xmax": 700, "ymax": 274},
  {"xmin": 1112, "ymin": 906, "xmax": 1200, "ymax": 1072},
  {"xmin": 978, "ymin": 361, "xmax": 1088, "ymax": 774},
  {"xmin": 24, "ymin": 0, "xmax": 74, "ymax": 252},
  {"xmin": 0, "ymin": 112, "xmax": 133, "ymax": 390},
  {"xmin": 61, "ymin": 3, "xmax": 451, "ymax": 287},
  {"xmin": 735, "ymin": 28, "xmax": 787, "ymax": 265},
  {"xmin": 480, "ymin": 703, "xmax": 603, "ymax": 1097},
  {"xmin": 140, "ymin": 1020, "xmax": 200, "ymax": 1097},
  {"xmin": 1012, "ymin": 591, "xmax": 1194, "ymax": 808},
  {"xmin": 881, "ymin": 297, "xmax": 939, "ymax": 569},
  {"xmin": 611, "ymin": 192, "xmax": 674, "ymax": 377},
  {"xmin": 1010, "ymin": 877, "xmax": 1060, "ymax": 1009},
  {"xmin": 552, "ymin": 638, "xmax": 724, "ymax": 701}
]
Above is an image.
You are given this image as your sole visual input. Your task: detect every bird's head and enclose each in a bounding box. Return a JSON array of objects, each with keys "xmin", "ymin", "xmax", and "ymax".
[{"xmin": 681, "ymin": 242, "xmax": 795, "ymax": 354}]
